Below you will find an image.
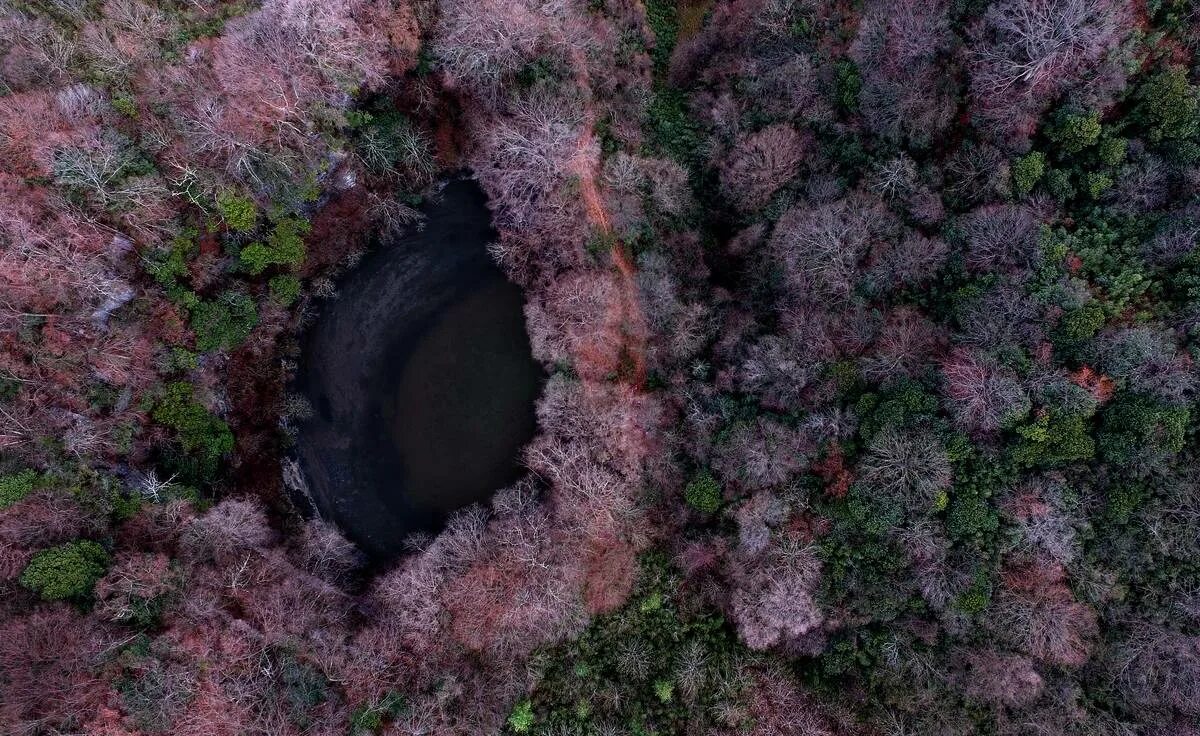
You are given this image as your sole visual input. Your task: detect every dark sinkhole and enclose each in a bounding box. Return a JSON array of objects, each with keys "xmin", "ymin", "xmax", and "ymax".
[{"xmin": 295, "ymin": 178, "xmax": 542, "ymax": 559}]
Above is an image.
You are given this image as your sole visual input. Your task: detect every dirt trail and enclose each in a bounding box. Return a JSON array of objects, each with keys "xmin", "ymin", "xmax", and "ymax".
[{"xmin": 569, "ymin": 50, "xmax": 649, "ymax": 390}]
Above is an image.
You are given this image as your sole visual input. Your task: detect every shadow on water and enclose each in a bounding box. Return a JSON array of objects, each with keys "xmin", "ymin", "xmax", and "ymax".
[{"xmin": 295, "ymin": 178, "xmax": 542, "ymax": 560}]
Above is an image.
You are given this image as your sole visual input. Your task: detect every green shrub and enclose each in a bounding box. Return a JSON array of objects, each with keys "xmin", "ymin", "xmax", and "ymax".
[
  {"xmin": 1133, "ymin": 66, "xmax": 1199, "ymax": 143},
  {"xmin": 945, "ymin": 491, "xmax": 999, "ymax": 544},
  {"xmin": 653, "ymin": 679, "xmax": 674, "ymax": 703},
  {"xmin": 349, "ymin": 691, "xmax": 406, "ymax": 735},
  {"xmin": 144, "ymin": 230, "xmax": 197, "ymax": 289},
  {"xmin": 1065, "ymin": 215, "xmax": 1155, "ymax": 317},
  {"xmin": 169, "ymin": 346, "xmax": 198, "ymax": 372},
  {"xmin": 644, "ymin": 0, "xmax": 679, "ymax": 73},
  {"xmin": 1045, "ymin": 168, "xmax": 1076, "ymax": 201},
  {"xmin": 516, "ymin": 57, "xmax": 567, "ymax": 90},
  {"xmin": 189, "ymin": 291, "xmax": 258, "ymax": 352},
  {"xmin": 239, "ymin": 218, "xmax": 309, "ymax": 275},
  {"xmin": 1084, "ymin": 171, "xmax": 1113, "ymax": 198},
  {"xmin": 1098, "ymin": 395, "xmax": 1188, "ymax": 467},
  {"xmin": 683, "ymin": 469, "xmax": 722, "ymax": 513},
  {"xmin": 20, "ymin": 540, "xmax": 110, "ymax": 600},
  {"xmin": 818, "ymin": 528, "xmax": 911, "ymax": 623},
  {"xmin": 855, "ymin": 381, "xmax": 940, "ymax": 439},
  {"xmin": 0, "ymin": 469, "xmax": 38, "ymax": 509},
  {"xmin": 1012, "ymin": 411, "xmax": 1096, "ymax": 467},
  {"xmin": 269, "ymin": 274, "xmax": 303, "ymax": 305},
  {"xmin": 111, "ymin": 94, "xmax": 137, "ymax": 118},
  {"xmin": 953, "ymin": 569, "xmax": 993, "ymax": 614},
  {"xmin": 507, "ymin": 700, "xmax": 534, "ymax": 733},
  {"xmin": 1096, "ymin": 136, "xmax": 1128, "ymax": 166},
  {"xmin": 278, "ymin": 652, "xmax": 330, "ymax": 727},
  {"xmin": 0, "ymin": 375, "xmax": 19, "ymax": 402},
  {"xmin": 834, "ymin": 59, "xmax": 862, "ymax": 113},
  {"xmin": 1011, "ymin": 151, "xmax": 1046, "ymax": 196},
  {"xmin": 216, "ymin": 190, "xmax": 258, "ymax": 232},
  {"xmin": 152, "ymin": 382, "xmax": 234, "ymax": 474},
  {"xmin": 1105, "ymin": 482, "xmax": 1145, "ymax": 525},
  {"xmin": 1057, "ymin": 301, "xmax": 1105, "ymax": 343},
  {"xmin": 646, "ymin": 88, "xmax": 702, "ymax": 169},
  {"xmin": 1047, "ymin": 110, "xmax": 1102, "ymax": 155},
  {"xmin": 844, "ymin": 490, "xmax": 901, "ymax": 536},
  {"xmin": 521, "ymin": 554, "xmax": 733, "ymax": 731}
]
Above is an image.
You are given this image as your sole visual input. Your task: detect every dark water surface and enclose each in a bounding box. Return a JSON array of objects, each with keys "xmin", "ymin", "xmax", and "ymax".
[{"xmin": 296, "ymin": 179, "xmax": 541, "ymax": 559}]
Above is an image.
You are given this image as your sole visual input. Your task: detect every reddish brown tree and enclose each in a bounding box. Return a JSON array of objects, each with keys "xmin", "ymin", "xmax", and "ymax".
[{"xmin": 719, "ymin": 124, "xmax": 810, "ymax": 212}]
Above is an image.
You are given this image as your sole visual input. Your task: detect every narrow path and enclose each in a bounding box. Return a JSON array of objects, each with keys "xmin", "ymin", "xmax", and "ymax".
[{"xmin": 568, "ymin": 49, "xmax": 649, "ymax": 390}]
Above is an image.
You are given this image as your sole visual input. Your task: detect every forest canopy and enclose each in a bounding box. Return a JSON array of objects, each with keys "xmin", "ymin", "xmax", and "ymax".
[{"xmin": 2, "ymin": 0, "xmax": 1200, "ymax": 735}]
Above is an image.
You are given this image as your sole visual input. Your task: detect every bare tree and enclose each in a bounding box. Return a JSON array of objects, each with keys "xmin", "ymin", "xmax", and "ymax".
[
  {"xmin": 968, "ymin": 0, "xmax": 1131, "ymax": 143},
  {"xmin": 719, "ymin": 124, "xmax": 809, "ymax": 211},
  {"xmin": 859, "ymin": 426, "xmax": 953, "ymax": 515}
]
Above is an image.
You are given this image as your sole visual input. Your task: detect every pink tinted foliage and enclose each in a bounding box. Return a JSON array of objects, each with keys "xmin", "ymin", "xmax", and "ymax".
[
  {"xmin": 712, "ymin": 417, "xmax": 817, "ymax": 493},
  {"xmin": 869, "ymin": 231, "xmax": 950, "ymax": 290},
  {"xmin": 441, "ymin": 509, "xmax": 585, "ymax": 656},
  {"xmin": 94, "ymin": 551, "xmax": 173, "ymax": 624},
  {"xmin": 941, "ymin": 347, "xmax": 1032, "ymax": 434},
  {"xmin": 0, "ymin": 606, "xmax": 110, "ymax": 732},
  {"xmin": 433, "ymin": 0, "xmax": 574, "ymax": 96},
  {"xmin": 1108, "ymin": 625, "xmax": 1200, "ymax": 717},
  {"xmin": 180, "ymin": 498, "xmax": 275, "ymax": 566},
  {"xmin": 858, "ymin": 426, "xmax": 953, "ymax": 513},
  {"xmin": 470, "ymin": 94, "xmax": 589, "ymax": 277},
  {"xmin": 0, "ymin": 491, "xmax": 89, "ymax": 579},
  {"xmin": 582, "ymin": 534, "xmax": 638, "ymax": 615},
  {"xmin": 992, "ymin": 558, "xmax": 1099, "ymax": 667},
  {"xmin": 719, "ymin": 124, "xmax": 810, "ymax": 211},
  {"xmin": 712, "ymin": 665, "xmax": 844, "ymax": 736},
  {"xmin": 851, "ymin": 0, "xmax": 957, "ymax": 146},
  {"xmin": 861, "ymin": 306, "xmax": 948, "ymax": 385},
  {"xmin": 296, "ymin": 518, "xmax": 363, "ymax": 584},
  {"xmin": 231, "ymin": 549, "xmax": 350, "ymax": 646},
  {"xmin": 968, "ymin": 0, "xmax": 1132, "ymax": 144},
  {"xmin": 771, "ymin": 193, "xmax": 897, "ymax": 304},
  {"xmin": 726, "ymin": 495, "xmax": 824, "ymax": 650},
  {"xmin": 960, "ymin": 649, "xmax": 1045, "ymax": 707},
  {"xmin": 524, "ymin": 271, "xmax": 623, "ymax": 380},
  {"xmin": 959, "ymin": 204, "xmax": 1042, "ymax": 273}
]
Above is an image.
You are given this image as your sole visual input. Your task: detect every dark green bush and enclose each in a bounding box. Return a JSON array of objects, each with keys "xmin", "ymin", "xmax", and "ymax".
[
  {"xmin": 1133, "ymin": 66, "xmax": 1199, "ymax": 144},
  {"xmin": 1105, "ymin": 482, "xmax": 1146, "ymax": 525},
  {"xmin": 1057, "ymin": 301, "xmax": 1105, "ymax": 344},
  {"xmin": 1098, "ymin": 395, "xmax": 1188, "ymax": 467},
  {"xmin": 855, "ymin": 381, "xmax": 940, "ymax": 440},
  {"xmin": 945, "ymin": 490, "xmax": 999, "ymax": 544},
  {"xmin": 152, "ymin": 382, "xmax": 234, "ymax": 475},
  {"xmin": 189, "ymin": 291, "xmax": 258, "ymax": 352},
  {"xmin": 1012, "ymin": 411, "xmax": 1095, "ymax": 467},
  {"xmin": 239, "ymin": 217, "xmax": 308, "ymax": 275},
  {"xmin": 1047, "ymin": 110, "xmax": 1101, "ymax": 155},
  {"xmin": 524, "ymin": 556, "xmax": 734, "ymax": 733},
  {"xmin": 20, "ymin": 540, "xmax": 110, "ymax": 601},
  {"xmin": 833, "ymin": 59, "xmax": 862, "ymax": 113},
  {"xmin": 644, "ymin": 0, "xmax": 679, "ymax": 73},
  {"xmin": 1011, "ymin": 151, "xmax": 1046, "ymax": 196},
  {"xmin": 645, "ymin": 88, "xmax": 702, "ymax": 169},
  {"xmin": 507, "ymin": 700, "xmax": 535, "ymax": 733},
  {"xmin": 269, "ymin": 274, "xmax": 302, "ymax": 305},
  {"xmin": 683, "ymin": 470, "xmax": 722, "ymax": 513},
  {"xmin": 0, "ymin": 468, "xmax": 38, "ymax": 509},
  {"xmin": 349, "ymin": 691, "xmax": 406, "ymax": 735},
  {"xmin": 216, "ymin": 190, "xmax": 258, "ymax": 232},
  {"xmin": 144, "ymin": 230, "xmax": 197, "ymax": 290}
]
